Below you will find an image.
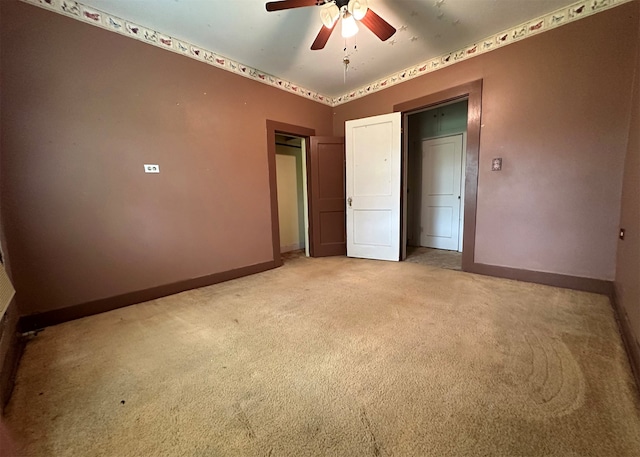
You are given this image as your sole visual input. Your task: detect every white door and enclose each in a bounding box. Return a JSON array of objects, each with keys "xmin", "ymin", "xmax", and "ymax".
[
  {"xmin": 419, "ymin": 134, "xmax": 463, "ymax": 251},
  {"xmin": 346, "ymin": 112, "xmax": 402, "ymax": 261}
]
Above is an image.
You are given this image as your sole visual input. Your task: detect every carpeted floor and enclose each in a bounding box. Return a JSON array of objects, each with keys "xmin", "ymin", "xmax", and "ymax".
[
  {"xmin": 5, "ymin": 256, "xmax": 640, "ymax": 456},
  {"xmin": 405, "ymin": 246, "xmax": 462, "ymax": 270}
]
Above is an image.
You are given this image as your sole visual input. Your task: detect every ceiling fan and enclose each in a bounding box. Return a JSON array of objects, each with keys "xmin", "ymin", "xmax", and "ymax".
[{"xmin": 266, "ymin": 0, "xmax": 396, "ymax": 50}]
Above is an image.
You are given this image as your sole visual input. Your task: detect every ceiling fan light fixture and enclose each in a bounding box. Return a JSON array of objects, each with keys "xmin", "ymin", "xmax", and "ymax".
[
  {"xmin": 341, "ymin": 11, "xmax": 359, "ymax": 38},
  {"xmin": 347, "ymin": 0, "xmax": 368, "ymax": 20},
  {"xmin": 320, "ymin": 2, "xmax": 340, "ymax": 28}
]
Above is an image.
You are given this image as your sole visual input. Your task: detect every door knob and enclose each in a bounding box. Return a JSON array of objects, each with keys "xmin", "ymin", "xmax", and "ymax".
[{"xmin": 348, "ymin": 197, "xmax": 352, "ymax": 207}]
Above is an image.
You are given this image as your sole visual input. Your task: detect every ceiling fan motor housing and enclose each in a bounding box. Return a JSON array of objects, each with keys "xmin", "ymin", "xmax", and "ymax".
[
  {"xmin": 266, "ymin": 0, "xmax": 394, "ymax": 50},
  {"xmin": 321, "ymin": 0, "xmax": 368, "ymax": 27}
]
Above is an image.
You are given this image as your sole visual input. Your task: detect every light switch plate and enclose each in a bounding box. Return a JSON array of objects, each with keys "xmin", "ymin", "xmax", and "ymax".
[{"xmin": 144, "ymin": 164, "xmax": 160, "ymax": 173}]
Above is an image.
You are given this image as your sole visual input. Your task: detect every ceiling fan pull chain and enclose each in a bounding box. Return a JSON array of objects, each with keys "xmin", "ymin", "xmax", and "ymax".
[
  {"xmin": 343, "ymin": 56, "xmax": 346, "ymax": 84},
  {"xmin": 343, "ymin": 55, "xmax": 350, "ymax": 84}
]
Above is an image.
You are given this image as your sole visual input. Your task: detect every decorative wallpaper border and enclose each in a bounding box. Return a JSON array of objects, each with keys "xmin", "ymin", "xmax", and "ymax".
[
  {"xmin": 20, "ymin": 0, "xmax": 634, "ymax": 107},
  {"xmin": 20, "ymin": 0, "xmax": 332, "ymax": 106},
  {"xmin": 335, "ymin": 0, "xmax": 633, "ymax": 105}
]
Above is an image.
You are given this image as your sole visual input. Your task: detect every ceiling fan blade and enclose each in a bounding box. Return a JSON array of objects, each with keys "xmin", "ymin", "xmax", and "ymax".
[
  {"xmin": 311, "ymin": 23, "xmax": 336, "ymax": 50},
  {"xmin": 266, "ymin": 0, "xmax": 321, "ymax": 12},
  {"xmin": 359, "ymin": 8, "xmax": 396, "ymax": 41}
]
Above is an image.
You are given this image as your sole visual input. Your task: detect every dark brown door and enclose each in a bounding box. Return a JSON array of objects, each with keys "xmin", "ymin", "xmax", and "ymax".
[{"xmin": 308, "ymin": 136, "xmax": 346, "ymax": 257}]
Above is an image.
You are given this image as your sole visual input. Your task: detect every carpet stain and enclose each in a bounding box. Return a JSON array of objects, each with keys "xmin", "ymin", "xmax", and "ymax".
[
  {"xmin": 360, "ymin": 408, "xmax": 386, "ymax": 457},
  {"xmin": 233, "ymin": 403, "xmax": 256, "ymax": 439}
]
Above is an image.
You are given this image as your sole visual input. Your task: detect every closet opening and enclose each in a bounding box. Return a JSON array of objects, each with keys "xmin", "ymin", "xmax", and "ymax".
[
  {"xmin": 275, "ymin": 134, "xmax": 309, "ymax": 261},
  {"xmin": 404, "ymin": 98, "xmax": 468, "ymax": 271}
]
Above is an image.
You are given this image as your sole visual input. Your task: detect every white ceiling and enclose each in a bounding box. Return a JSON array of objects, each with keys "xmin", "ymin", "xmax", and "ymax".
[{"xmin": 81, "ymin": 0, "xmax": 576, "ymax": 97}]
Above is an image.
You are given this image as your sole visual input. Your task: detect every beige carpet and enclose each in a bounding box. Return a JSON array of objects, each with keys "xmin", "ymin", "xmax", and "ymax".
[
  {"xmin": 405, "ymin": 246, "xmax": 462, "ymax": 270},
  {"xmin": 5, "ymin": 256, "xmax": 640, "ymax": 456}
]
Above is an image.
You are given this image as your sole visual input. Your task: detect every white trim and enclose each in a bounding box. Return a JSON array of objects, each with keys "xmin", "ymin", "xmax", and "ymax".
[
  {"xmin": 459, "ymin": 133, "xmax": 467, "ymax": 253},
  {"xmin": 300, "ymin": 140, "xmax": 310, "ymax": 258}
]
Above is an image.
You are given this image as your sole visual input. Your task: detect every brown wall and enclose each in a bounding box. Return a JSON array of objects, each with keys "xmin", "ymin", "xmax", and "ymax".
[
  {"xmin": 0, "ymin": 1, "xmax": 332, "ymax": 316},
  {"xmin": 615, "ymin": 4, "xmax": 640, "ymax": 357},
  {"xmin": 333, "ymin": 2, "xmax": 639, "ymax": 281},
  {"xmin": 0, "ymin": 0, "xmax": 22, "ymax": 410}
]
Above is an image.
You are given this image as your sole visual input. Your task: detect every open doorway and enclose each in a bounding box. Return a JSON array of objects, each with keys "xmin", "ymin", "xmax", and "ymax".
[
  {"xmin": 266, "ymin": 120, "xmax": 314, "ymax": 267},
  {"xmin": 397, "ymin": 80, "xmax": 481, "ymax": 271},
  {"xmin": 267, "ymin": 120, "xmax": 346, "ymax": 266},
  {"xmin": 404, "ymin": 99, "xmax": 468, "ymax": 271},
  {"xmin": 275, "ymin": 134, "xmax": 309, "ymax": 261}
]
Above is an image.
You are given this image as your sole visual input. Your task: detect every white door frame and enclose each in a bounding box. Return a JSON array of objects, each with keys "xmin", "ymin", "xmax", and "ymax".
[
  {"xmin": 459, "ymin": 133, "xmax": 467, "ymax": 252},
  {"xmin": 300, "ymin": 139, "xmax": 310, "ymax": 256}
]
